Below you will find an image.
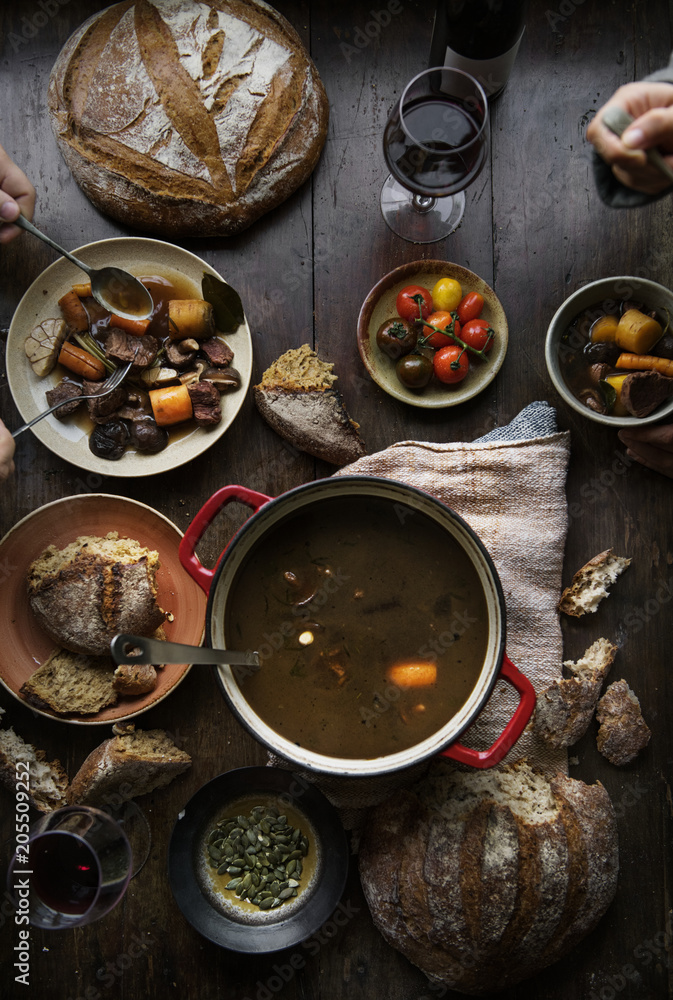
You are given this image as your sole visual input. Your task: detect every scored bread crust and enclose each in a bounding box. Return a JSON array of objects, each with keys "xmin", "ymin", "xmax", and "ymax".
[
  {"xmin": 558, "ymin": 548, "xmax": 631, "ymax": 617},
  {"xmin": 359, "ymin": 761, "xmax": 619, "ymax": 995},
  {"xmin": 535, "ymin": 637, "xmax": 617, "ymax": 748},
  {"xmin": 47, "ymin": 0, "xmax": 329, "ymax": 236},
  {"xmin": 27, "ymin": 532, "xmax": 165, "ymax": 656},
  {"xmin": 596, "ymin": 679, "xmax": 651, "ymax": 766},
  {"xmin": 67, "ymin": 726, "xmax": 191, "ymax": 806}
]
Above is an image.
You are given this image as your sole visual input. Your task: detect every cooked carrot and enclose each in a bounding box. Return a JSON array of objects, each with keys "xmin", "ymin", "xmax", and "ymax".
[
  {"xmin": 110, "ymin": 313, "xmax": 151, "ymax": 336},
  {"xmin": 149, "ymin": 384, "xmax": 193, "ymax": 426},
  {"xmin": 168, "ymin": 299, "xmax": 215, "ymax": 340},
  {"xmin": 72, "ymin": 282, "xmax": 92, "ymax": 298},
  {"xmin": 615, "ymin": 353, "xmax": 673, "ymax": 377},
  {"xmin": 615, "ymin": 309, "xmax": 662, "ymax": 354},
  {"xmin": 385, "ymin": 660, "xmax": 437, "ymax": 689},
  {"xmin": 58, "ymin": 341, "xmax": 106, "ymax": 380},
  {"xmin": 58, "ymin": 290, "xmax": 89, "ymax": 332}
]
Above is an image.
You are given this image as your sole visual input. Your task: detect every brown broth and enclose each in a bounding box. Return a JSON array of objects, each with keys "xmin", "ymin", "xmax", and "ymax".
[{"xmin": 226, "ymin": 496, "xmax": 489, "ymax": 759}]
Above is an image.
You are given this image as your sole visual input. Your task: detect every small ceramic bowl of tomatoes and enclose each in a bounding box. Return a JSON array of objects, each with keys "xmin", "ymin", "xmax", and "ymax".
[{"xmin": 357, "ymin": 260, "xmax": 508, "ymax": 408}]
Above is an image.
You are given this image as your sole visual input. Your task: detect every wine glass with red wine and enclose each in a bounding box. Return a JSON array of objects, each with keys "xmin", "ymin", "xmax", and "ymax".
[
  {"xmin": 381, "ymin": 67, "xmax": 489, "ymax": 242},
  {"xmin": 7, "ymin": 806, "xmax": 136, "ymax": 929}
]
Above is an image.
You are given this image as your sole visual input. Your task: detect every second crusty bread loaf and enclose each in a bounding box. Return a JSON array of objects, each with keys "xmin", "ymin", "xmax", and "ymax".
[
  {"xmin": 68, "ymin": 726, "xmax": 191, "ymax": 805},
  {"xmin": 47, "ymin": 0, "xmax": 328, "ymax": 236},
  {"xmin": 359, "ymin": 760, "xmax": 618, "ymax": 995},
  {"xmin": 27, "ymin": 532, "xmax": 165, "ymax": 656}
]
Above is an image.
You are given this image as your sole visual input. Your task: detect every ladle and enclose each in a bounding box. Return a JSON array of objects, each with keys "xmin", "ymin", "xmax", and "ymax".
[
  {"xmin": 14, "ymin": 214, "xmax": 154, "ymax": 320},
  {"xmin": 111, "ymin": 634, "xmax": 260, "ymax": 669}
]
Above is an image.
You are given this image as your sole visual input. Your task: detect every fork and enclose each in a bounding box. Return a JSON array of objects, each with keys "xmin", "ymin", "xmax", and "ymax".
[{"xmin": 12, "ymin": 358, "xmax": 134, "ymax": 438}]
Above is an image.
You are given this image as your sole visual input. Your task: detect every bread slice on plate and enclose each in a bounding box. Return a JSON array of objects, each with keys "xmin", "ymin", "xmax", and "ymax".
[
  {"xmin": 558, "ymin": 548, "xmax": 631, "ymax": 616},
  {"xmin": 254, "ymin": 344, "xmax": 366, "ymax": 465},
  {"xmin": 0, "ymin": 725, "xmax": 69, "ymax": 811},
  {"xmin": 67, "ymin": 725, "xmax": 191, "ymax": 806},
  {"xmin": 535, "ymin": 637, "xmax": 617, "ymax": 748},
  {"xmin": 20, "ymin": 648, "xmax": 118, "ymax": 715},
  {"xmin": 596, "ymin": 679, "xmax": 651, "ymax": 765}
]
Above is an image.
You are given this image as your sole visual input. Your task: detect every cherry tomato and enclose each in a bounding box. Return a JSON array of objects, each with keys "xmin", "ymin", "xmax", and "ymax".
[
  {"xmin": 433, "ymin": 345, "xmax": 469, "ymax": 384},
  {"xmin": 376, "ymin": 317, "xmax": 417, "ymax": 359},
  {"xmin": 432, "ymin": 277, "xmax": 462, "ymax": 313},
  {"xmin": 461, "ymin": 318, "xmax": 494, "ymax": 353},
  {"xmin": 456, "ymin": 291, "xmax": 484, "ymax": 325},
  {"xmin": 396, "ymin": 353, "xmax": 433, "ymax": 389},
  {"xmin": 396, "ymin": 285, "xmax": 433, "ymax": 322},
  {"xmin": 422, "ymin": 310, "xmax": 459, "ymax": 349}
]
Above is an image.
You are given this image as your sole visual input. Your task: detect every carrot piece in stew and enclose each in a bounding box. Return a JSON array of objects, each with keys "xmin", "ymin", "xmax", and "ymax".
[
  {"xmin": 149, "ymin": 384, "xmax": 193, "ymax": 426},
  {"xmin": 58, "ymin": 342, "xmax": 106, "ymax": 380},
  {"xmin": 615, "ymin": 353, "xmax": 673, "ymax": 377},
  {"xmin": 110, "ymin": 314, "xmax": 151, "ymax": 336},
  {"xmin": 58, "ymin": 290, "xmax": 89, "ymax": 332},
  {"xmin": 385, "ymin": 661, "xmax": 438, "ymax": 689}
]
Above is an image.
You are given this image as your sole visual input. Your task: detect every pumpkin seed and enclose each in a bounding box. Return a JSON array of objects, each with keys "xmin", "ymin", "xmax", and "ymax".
[
  {"xmin": 278, "ymin": 887, "xmax": 294, "ymax": 900},
  {"xmin": 259, "ymin": 897, "xmax": 273, "ymax": 910}
]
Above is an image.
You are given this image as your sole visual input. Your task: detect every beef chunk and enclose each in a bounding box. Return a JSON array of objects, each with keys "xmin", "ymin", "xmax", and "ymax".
[
  {"xmin": 200, "ymin": 337, "xmax": 234, "ymax": 368},
  {"xmin": 622, "ymin": 371, "xmax": 673, "ymax": 418},
  {"xmin": 104, "ymin": 327, "xmax": 159, "ymax": 370},
  {"xmin": 82, "ymin": 379, "xmax": 128, "ymax": 423},
  {"xmin": 45, "ymin": 379, "xmax": 82, "ymax": 419},
  {"xmin": 165, "ymin": 340, "xmax": 197, "ymax": 369},
  {"xmin": 187, "ymin": 380, "xmax": 222, "ymax": 426}
]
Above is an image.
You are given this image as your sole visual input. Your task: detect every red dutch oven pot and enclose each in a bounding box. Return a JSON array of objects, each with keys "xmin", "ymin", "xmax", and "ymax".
[{"xmin": 179, "ymin": 476, "xmax": 536, "ymax": 777}]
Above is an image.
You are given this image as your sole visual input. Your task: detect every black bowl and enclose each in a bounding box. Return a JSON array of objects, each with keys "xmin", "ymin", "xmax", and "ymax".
[{"xmin": 168, "ymin": 766, "xmax": 349, "ymax": 953}]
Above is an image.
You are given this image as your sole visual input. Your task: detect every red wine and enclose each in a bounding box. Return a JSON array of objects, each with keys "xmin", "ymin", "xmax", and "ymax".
[
  {"xmin": 32, "ymin": 832, "xmax": 100, "ymax": 915},
  {"xmin": 384, "ymin": 97, "xmax": 487, "ymax": 196},
  {"xmin": 430, "ymin": 1, "xmax": 528, "ymax": 99}
]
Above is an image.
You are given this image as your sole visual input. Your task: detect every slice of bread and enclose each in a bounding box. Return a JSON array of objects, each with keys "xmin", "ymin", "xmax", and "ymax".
[
  {"xmin": 558, "ymin": 548, "xmax": 631, "ymax": 617},
  {"xmin": 596, "ymin": 679, "xmax": 651, "ymax": 765},
  {"xmin": 27, "ymin": 531, "xmax": 165, "ymax": 655},
  {"xmin": 20, "ymin": 648, "xmax": 118, "ymax": 715},
  {"xmin": 535, "ymin": 637, "xmax": 617, "ymax": 748},
  {"xmin": 254, "ymin": 344, "xmax": 366, "ymax": 465},
  {"xmin": 67, "ymin": 725, "xmax": 191, "ymax": 806},
  {"xmin": 0, "ymin": 726, "xmax": 69, "ymax": 812}
]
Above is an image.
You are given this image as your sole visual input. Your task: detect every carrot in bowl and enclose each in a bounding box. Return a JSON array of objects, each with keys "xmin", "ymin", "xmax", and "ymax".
[
  {"xmin": 58, "ymin": 341, "xmax": 106, "ymax": 380},
  {"xmin": 110, "ymin": 314, "xmax": 151, "ymax": 336},
  {"xmin": 615, "ymin": 353, "xmax": 673, "ymax": 377},
  {"xmin": 149, "ymin": 384, "xmax": 193, "ymax": 427},
  {"xmin": 385, "ymin": 660, "xmax": 437, "ymax": 689}
]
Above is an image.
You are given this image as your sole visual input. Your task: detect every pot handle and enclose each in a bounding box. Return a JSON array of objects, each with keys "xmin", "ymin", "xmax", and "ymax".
[
  {"xmin": 179, "ymin": 485, "xmax": 272, "ymax": 594},
  {"xmin": 439, "ymin": 654, "xmax": 536, "ymax": 769}
]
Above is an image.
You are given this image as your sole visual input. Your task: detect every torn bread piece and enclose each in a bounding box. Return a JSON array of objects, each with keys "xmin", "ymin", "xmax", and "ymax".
[
  {"xmin": 558, "ymin": 549, "xmax": 631, "ymax": 617},
  {"xmin": 20, "ymin": 648, "xmax": 117, "ymax": 715},
  {"xmin": 0, "ymin": 727, "xmax": 69, "ymax": 812},
  {"xmin": 596, "ymin": 679, "xmax": 651, "ymax": 765},
  {"xmin": 535, "ymin": 637, "xmax": 617, "ymax": 748},
  {"xmin": 67, "ymin": 725, "xmax": 191, "ymax": 806}
]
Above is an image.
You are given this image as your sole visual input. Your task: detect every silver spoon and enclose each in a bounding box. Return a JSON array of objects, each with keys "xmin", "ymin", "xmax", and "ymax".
[
  {"xmin": 111, "ymin": 633, "xmax": 260, "ymax": 669},
  {"xmin": 14, "ymin": 214, "xmax": 154, "ymax": 321},
  {"xmin": 602, "ymin": 106, "xmax": 673, "ymax": 185}
]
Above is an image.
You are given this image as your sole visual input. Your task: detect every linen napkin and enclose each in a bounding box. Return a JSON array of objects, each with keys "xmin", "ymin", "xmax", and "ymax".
[{"xmin": 270, "ymin": 402, "xmax": 571, "ymax": 824}]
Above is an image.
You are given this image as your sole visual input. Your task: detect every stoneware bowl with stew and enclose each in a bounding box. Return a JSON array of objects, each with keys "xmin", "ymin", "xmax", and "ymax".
[
  {"xmin": 545, "ymin": 275, "xmax": 673, "ymax": 427},
  {"xmin": 168, "ymin": 766, "xmax": 349, "ymax": 952},
  {"xmin": 178, "ymin": 477, "xmax": 536, "ymax": 778}
]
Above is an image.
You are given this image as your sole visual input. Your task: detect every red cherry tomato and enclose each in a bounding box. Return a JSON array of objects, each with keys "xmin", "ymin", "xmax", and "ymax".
[
  {"xmin": 456, "ymin": 291, "xmax": 484, "ymax": 325},
  {"xmin": 396, "ymin": 285, "xmax": 433, "ymax": 322},
  {"xmin": 422, "ymin": 310, "xmax": 459, "ymax": 349},
  {"xmin": 461, "ymin": 318, "xmax": 494, "ymax": 353},
  {"xmin": 433, "ymin": 345, "xmax": 469, "ymax": 384}
]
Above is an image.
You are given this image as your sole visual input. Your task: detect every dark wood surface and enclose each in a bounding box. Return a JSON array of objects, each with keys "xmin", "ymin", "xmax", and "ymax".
[{"xmin": 1, "ymin": 2, "xmax": 672, "ymax": 998}]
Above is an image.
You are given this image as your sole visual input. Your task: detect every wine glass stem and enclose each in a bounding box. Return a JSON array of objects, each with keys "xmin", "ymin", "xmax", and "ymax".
[{"xmin": 412, "ymin": 194, "xmax": 437, "ymax": 214}]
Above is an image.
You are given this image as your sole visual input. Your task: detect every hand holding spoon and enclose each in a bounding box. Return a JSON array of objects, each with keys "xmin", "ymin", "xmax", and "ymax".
[{"xmin": 14, "ymin": 214, "xmax": 154, "ymax": 320}]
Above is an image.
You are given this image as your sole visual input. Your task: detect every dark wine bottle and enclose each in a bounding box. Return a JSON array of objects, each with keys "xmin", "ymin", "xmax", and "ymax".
[{"xmin": 429, "ymin": 1, "xmax": 528, "ymax": 100}]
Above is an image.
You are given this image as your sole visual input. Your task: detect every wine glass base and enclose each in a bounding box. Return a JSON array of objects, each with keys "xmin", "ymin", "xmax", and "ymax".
[{"xmin": 380, "ymin": 176, "xmax": 465, "ymax": 243}]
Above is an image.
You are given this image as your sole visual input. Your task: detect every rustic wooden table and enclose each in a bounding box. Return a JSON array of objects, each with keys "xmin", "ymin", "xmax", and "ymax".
[{"xmin": 1, "ymin": 2, "xmax": 672, "ymax": 998}]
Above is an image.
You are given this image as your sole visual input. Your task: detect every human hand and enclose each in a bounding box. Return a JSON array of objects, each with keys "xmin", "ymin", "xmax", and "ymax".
[
  {"xmin": 618, "ymin": 424, "xmax": 673, "ymax": 478},
  {"xmin": 0, "ymin": 143, "xmax": 35, "ymax": 244},
  {"xmin": 586, "ymin": 82, "xmax": 673, "ymax": 195},
  {"xmin": 0, "ymin": 419, "xmax": 16, "ymax": 480}
]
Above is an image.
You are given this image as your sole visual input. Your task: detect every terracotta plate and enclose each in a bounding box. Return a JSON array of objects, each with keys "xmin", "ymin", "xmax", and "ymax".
[
  {"xmin": 0, "ymin": 494, "xmax": 207, "ymax": 725},
  {"xmin": 7, "ymin": 237, "xmax": 252, "ymax": 476},
  {"xmin": 357, "ymin": 259, "xmax": 508, "ymax": 408}
]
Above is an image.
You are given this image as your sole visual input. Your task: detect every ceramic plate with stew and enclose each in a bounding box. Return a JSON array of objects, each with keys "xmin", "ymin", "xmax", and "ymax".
[
  {"xmin": 168, "ymin": 766, "xmax": 349, "ymax": 953},
  {"xmin": 6, "ymin": 237, "xmax": 252, "ymax": 476},
  {"xmin": 357, "ymin": 260, "xmax": 508, "ymax": 408},
  {"xmin": 0, "ymin": 494, "xmax": 206, "ymax": 725}
]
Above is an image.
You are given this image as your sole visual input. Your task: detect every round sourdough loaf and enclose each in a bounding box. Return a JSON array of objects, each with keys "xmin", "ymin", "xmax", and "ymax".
[
  {"xmin": 47, "ymin": 0, "xmax": 328, "ymax": 236},
  {"xmin": 359, "ymin": 761, "xmax": 619, "ymax": 995}
]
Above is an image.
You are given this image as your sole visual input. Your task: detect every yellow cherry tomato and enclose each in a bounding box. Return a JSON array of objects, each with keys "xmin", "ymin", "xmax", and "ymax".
[{"xmin": 432, "ymin": 277, "xmax": 462, "ymax": 313}]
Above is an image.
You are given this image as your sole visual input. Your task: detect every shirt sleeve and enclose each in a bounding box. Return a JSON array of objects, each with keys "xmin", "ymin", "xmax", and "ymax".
[{"xmin": 592, "ymin": 51, "xmax": 673, "ymax": 208}]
